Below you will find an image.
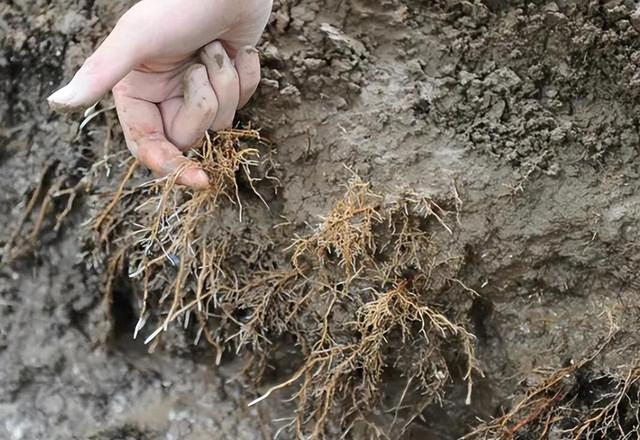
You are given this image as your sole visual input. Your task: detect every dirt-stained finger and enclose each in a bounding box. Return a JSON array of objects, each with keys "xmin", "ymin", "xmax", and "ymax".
[
  {"xmin": 235, "ymin": 46, "xmax": 261, "ymax": 109},
  {"xmin": 161, "ymin": 64, "xmax": 219, "ymax": 151},
  {"xmin": 200, "ymin": 41, "xmax": 240, "ymax": 131},
  {"xmin": 113, "ymin": 85, "xmax": 209, "ymax": 189}
]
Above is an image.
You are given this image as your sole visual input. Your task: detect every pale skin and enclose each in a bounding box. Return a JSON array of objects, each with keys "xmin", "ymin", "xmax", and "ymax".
[{"xmin": 48, "ymin": 0, "xmax": 274, "ymax": 188}]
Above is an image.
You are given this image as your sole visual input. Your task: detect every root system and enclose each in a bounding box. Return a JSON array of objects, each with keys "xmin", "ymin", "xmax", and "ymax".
[{"xmin": 86, "ymin": 129, "xmax": 481, "ymax": 438}]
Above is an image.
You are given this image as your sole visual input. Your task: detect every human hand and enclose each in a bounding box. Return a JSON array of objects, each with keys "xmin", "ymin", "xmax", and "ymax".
[{"xmin": 48, "ymin": 0, "xmax": 273, "ymax": 188}]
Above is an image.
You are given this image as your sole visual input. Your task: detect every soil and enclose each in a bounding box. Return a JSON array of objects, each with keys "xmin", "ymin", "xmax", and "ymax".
[{"xmin": 4, "ymin": 0, "xmax": 640, "ymax": 439}]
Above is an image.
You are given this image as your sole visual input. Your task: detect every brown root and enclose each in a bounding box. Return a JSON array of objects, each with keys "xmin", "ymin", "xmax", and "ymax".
[
  {"xmin": 88, "ymin": 129, "xmax": 479, "ymax": 438},
  {"xmin": 465, "ymin": 317, "xmax": 627, "ymax": 440},
  {"xmin": 291, "ymin": 173, "xmax": 383, "ymax": 273}
]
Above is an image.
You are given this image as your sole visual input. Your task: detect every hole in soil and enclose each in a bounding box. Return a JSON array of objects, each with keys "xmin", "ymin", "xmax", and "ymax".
[
  {"xmin": 469, "ymin": 296, "xmax": 494, "ymax": 340},
  {"xmin": 412, "ymin": 97, "xmax": 431, "ymax": 116},
  {"xmin": 111, "ymin": 286, "xmax": 136, "ymax": 340},
  {"xmin": 109, "ymin": 284, "xmax": 149, "ymax": 355}
]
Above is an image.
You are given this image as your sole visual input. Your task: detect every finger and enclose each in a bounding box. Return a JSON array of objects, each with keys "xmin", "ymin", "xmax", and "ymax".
[
  {"xmin": 161, "ymin": 64, "xmax": 219, "ymax": 151},
  {"xmin": 200, "ymin": 41, "xmax": 240, "ymax": 131},
  {"xmin": 235, "ymin": 46, "xmax": 261, "ymax": 109},
  {"xmin": 48, "ymin": 9, "xmax": 146, "ymax": 112},
  {"xmin": 113, "ymin": 87, "xmax": 209, "ymax": 189}
]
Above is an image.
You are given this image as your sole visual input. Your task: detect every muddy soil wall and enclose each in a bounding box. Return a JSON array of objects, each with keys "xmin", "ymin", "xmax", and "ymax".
[{"xmin": 3, "ymin": 1, "xmax": 640, "ymax": 438}]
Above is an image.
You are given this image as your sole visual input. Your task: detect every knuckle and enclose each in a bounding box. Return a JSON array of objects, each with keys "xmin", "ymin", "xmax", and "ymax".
[
  {"xmin": 112, "ymin": 82, "xmax": 128, "ymax": 96},
  {"xmin": 212, "ymin": 67, "xmax": 239, "ymax": 92},
  {"xmin": 189, "ymin": 63, "xmax": 208, "ymax": 77},
  {"xmin": 222, "ymin": 68, "xmax": 239, "ymax": 85},
  {"xmin": 116, "ymin": 10, "xmax": 138, "ymax": 33},
  {"xmin": 203, "ymin": 41, "xmax": 224, "ymax": 57},
  {"xmin": 118, "ymin": 3, "xmax": 144, "ymax": 27}
]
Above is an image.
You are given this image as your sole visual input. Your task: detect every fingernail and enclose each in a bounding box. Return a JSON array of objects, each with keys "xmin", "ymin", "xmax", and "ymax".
[
  {"xmin": 47, "ymin": 74, "xmax": 93, "ymax": 112},
  {"xmin": 48, "ymin": 84, "xmax": 76, "ymax": 107},
  {"xmin": 193, "ymin": 170, "xmax": 210, "ymax": 189},
  {"xmin": 180, "ymin": 168, "xmax": 209, "ymax": 189},
  {"xmin": 245, "ymin": 47, "xmax": 259, "ymax": 55}
]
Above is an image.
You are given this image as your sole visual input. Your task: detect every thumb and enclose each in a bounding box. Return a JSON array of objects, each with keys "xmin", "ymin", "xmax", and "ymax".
[{"xmin": 48, "ymin": 13, "xmax": 143, "ymax": 112}]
